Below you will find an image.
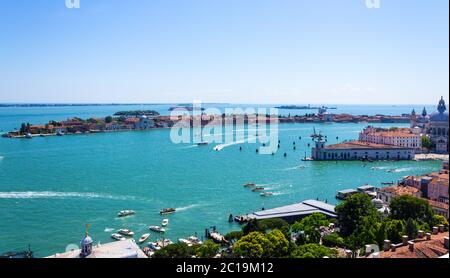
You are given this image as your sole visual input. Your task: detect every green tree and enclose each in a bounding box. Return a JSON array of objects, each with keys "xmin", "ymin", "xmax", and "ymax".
[
  {"xmin": 291, "ymin": 244, "xmax": 336, "ymax": 258},
  {"xmin": 233, "ymin": 232, "xmax": 273, "ymax": 258},
  {"xmin": 335, "ymin": 193, "xmax": 379, "ymax": 237},
  {"xmin": 224, "ymin": 231, "xmax": 244, "ymax": 243},
  {"xmin": 383, "ymin": 219, "xmax": 405, "ymax": 244},
  {"xmin": 291, "ymin": 213, "xmax": 330, "ymax": 244},
  {"xmin": 193, "ymin": 240, "xmax": 220, "ymax": 258},
  {"xmin": 389, "ymin": 195, "xmax": 434, "ymax": 225},
  {"xmin": 152, "ymin": 242, "xmax": 193, "ymax": 258},
  {"xmin": 265, "ymin": 229, "xmax": 289, "ymax": 257},
  {"xmin": 105, "ymin": 116, "xmax": 113, "ymax": 123},
  {"xmin": 322, "ymin": 233, "xmax": 345, "ymax": 248},
  {"xmin": 431, "ymin": 215, "xmax": 449, "ymax": 231},
  {"xmin": 404, "ymin": 218, "xmax": 419, "ymax": 239},
  {"xmin": 243, "ymin": 218, "xmax": 289, "ymax": 237},
  {"xmin": 421, "ymin": 135, "xmax": 434, "ymax": 150}
]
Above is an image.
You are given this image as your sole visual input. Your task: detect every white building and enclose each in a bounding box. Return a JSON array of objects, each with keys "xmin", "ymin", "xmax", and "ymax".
[
  {"xmin": 312, "ymin": 138, "xmax": 415, "ymax": 161},
  {"xmin": 359, "ymin": 126, "xmax": 421, "ymax": 149}
]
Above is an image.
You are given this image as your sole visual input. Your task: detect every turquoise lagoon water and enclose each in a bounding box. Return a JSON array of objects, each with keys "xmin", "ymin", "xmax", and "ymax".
[{"xmin": 0, "ymin": 106, "xmax": 442, "ymax": 257}]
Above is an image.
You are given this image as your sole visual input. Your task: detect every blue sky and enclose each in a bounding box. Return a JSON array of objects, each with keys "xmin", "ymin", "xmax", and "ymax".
[{"xmin": 0, "ymin": 0, "xmax": 448, "ymax": 104}]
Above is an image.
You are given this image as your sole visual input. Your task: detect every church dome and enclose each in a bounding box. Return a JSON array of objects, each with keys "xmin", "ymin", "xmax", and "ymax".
[
  {"xmin": 429, "ymin": 97, "xmax": 449, "ymax": 122},
  {"xmin": 81, "ymin": 235, "xmax": 93, "ymax": 246}
]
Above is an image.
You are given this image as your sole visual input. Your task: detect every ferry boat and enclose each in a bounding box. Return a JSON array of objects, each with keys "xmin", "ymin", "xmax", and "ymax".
[
  {"xmin": 149, "ymin": 226, "xmax": 166, "ymax": 233},
  {"xmin": 138, "ymin": 233, "xmax": 150, "ymax": 244},
  {"xmin": 260, "ymin": 192, "xmax": 274, "ymax": 197},
  {"xmin": 117, "ymin": 229, "xmax": 134, "ymax": 237},
  {"xmin": 243, "ymin": 183, "xmax": 256, "ymax": 188},
  {"xmin": 252, "ymin": 186, "xmax": 265, "ymax": 192},
  {"xmin": 159, "ymin": 208, "xmax": 176, "ymax": 215},
  {"xmin": 111, "ymin": 233, "xmax": 126, "ymax": 241},
  {"xmin": 117, "ymin": 210, "xmax": 135, "ymax": 217},
  {"xmin": 161, "ymin": 219, "xmax": 169, "ymax": 227}
]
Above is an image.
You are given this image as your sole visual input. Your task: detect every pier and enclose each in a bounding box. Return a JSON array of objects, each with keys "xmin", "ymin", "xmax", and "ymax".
[{"xmin": 247, "ymin": 199, "xmax": 336, "ymax": 223}]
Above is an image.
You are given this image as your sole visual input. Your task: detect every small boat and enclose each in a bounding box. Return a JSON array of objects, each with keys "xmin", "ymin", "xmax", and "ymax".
[
  {"xmin": 197, "ymin": 141, "xmax": 209, "ymax": 146},
  {"xmin": 25, "ymin": 133, "xmax": 32, "ymax": 139},
  {"xmin": 117, "ymin": 229, "xmax": 134, "ymax": 237},
  {"xmin": 138, "ymin": 233, "xmax": 150, "ymax": 244},
  {"xmin": 149, "ymin": 226, "xmax": 166, "ymax": 233},
  {"xmin": 148, "ymin": 242, "xmax": 161, "ymax": 251},
  {"xmin": 178, "ymin": 238, "xmax": 192, "ymax": 246},
  {"xmin": 188, "ymin": 236, "xmax": 202, "ymax": 245},
  {"xmin": 160, "ymin": 208, "xmax": 176, "ymax": 215},
  {"xmin": 243, "ymin": 183, "xmax": 256, "ymax": 188},
  {"xmin": 381, "ymin": 182, "xmax": 395, "ymax": 185},
  {"xmin": 162, "ymin": 219, "xmax": 169, "ymax": 227},
  {"xmin": 260, "ymin": 192, "xmax": 274, "ymax": 197},
  {"xmin": 252, "ymin": 186, "xmax": 265, "ymax": 192},
  {"xmin": 111, "ymin": 233, "xmax": 126, "ymax": 241},
  {"xmin": 157, "ymin": 239, "xmax": 173, "ymax": 248},
  {"xmin": 117, "ymin": 210, "xmax": 135, "ymax": 217},
  {"xmin": 56, "ymin": 131, "xmax": 64, "ymax": 136}
]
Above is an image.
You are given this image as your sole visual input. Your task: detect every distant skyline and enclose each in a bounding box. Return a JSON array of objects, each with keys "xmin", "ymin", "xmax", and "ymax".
[{"xmin": 0, "ymin": 0, "xmax": 448, "ymax": 104}]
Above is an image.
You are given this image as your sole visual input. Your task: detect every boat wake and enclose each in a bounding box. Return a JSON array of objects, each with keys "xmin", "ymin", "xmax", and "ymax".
[
  {"xmin": 213, "ymin": 136, "xmax": 256, "ymax": 151},
  {"xmin": 0, "ymin": 156, "xmax": 4, "ymax": 161},
  {"xmin": 0, "ymin": 191, "xmax": 138, "ymax": 201},
  {"xmin": 104, "ymin": 228, "xmax": 114, "ymax": 232},
  {"xmin": 176, "ymin": 204, "xmax": 200, "ymax": 212},
  {"xmin": 283, "ymin": 165, "xmax": 306, "ymax": 171}
]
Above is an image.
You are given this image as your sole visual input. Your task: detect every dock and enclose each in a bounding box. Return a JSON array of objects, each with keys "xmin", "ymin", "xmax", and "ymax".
[{"xmin": 247, "ymin": 199, "xmax": 336, "ymax": 223}]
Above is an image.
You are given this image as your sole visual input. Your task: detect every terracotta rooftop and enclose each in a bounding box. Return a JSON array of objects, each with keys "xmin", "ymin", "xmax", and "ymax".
[
  {"xmin": 379, "ymin": 185, "xmax": 420, "ymax": 195},
  {"xmin": 325, "ymin": 141, "xmax": 410, "ymax": 150},
  {"xmin": 427, "ymin": 199, "xmax": 449, "ymax": 210},
  {"xmin": 379, "ymin": 232, "xmax": 449, "ymax": 258}
]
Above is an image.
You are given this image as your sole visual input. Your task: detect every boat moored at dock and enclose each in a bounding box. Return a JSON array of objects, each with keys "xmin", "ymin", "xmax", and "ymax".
[{"xmin": 111, "ymin": 233, "xmax": 126, "ymax": 241}]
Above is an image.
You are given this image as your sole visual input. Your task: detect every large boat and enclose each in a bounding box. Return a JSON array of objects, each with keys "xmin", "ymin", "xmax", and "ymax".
[
  {"xmin": 162, "ymin": 219, "xmax": 169, "ymax": 227},
  {"xmin": 117, "ymin": 210, "xmax": 135, "ymax": 217},
  {"xmin": 252, "ymin": 186, "xmax": 265, "ymax": 192},
  {"xmin": 138, "ymin": 233, "xmax": 150, "ymax": 244},
  {"xmin": 159, "ymin": 208, "xmax": 176, "ymax": 215},
  {"xmin": 117, "ymin": 229, "xmax": 134, "ymax": 237},
  {"xmin": 243, "ymin": 183, "xmax": 256, "ymax": 188},
  {"xmin": 111, "ymin": 233, "xmax": 126, "ymax": 241},
  {"xmin": 149, "ymin": 226, "xmax": 166, "ymax": 233}
]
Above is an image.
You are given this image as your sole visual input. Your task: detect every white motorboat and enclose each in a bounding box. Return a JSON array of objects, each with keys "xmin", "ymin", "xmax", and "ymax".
[
  {"xmin": 138, "ymin": 233, "xmax": 150, "ymax": 244},
  {"xmin": 117, "ymin": 210, "xmax": 135, "ymax": 217},
  {"xmin": 149, "ymin": 226, "xmax": 166, "ymax": 233},
  {"xmin": 178, "ymin": 238, "xmax": 192, "ymax": 246},
  {"xmin": 117, "ymin": 229, "xmax": 135, "ymax": 237},
  {"xmin": 162, "ymin": 219, "xmax": 169, "ymax": 227},
  {"xmin": 148, "ymin": 242, "xmax": 161, "ymax": 251},
  {"xmin": 111, "ymin": 233, "xmax": 126, "ymax": 241}
]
